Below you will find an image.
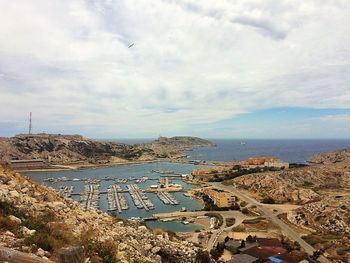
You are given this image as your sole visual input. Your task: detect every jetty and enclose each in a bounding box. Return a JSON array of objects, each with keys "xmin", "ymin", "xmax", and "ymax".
[
  {"xmin": 115, "ymin": 178, "xmax": 128, "ymax": 184},
  {"xmin": 151, "ymin": 170, "xmax": 182, "ymax": 176},
  {"xmin": 156, "ymin": 192, "xmax": 179, "ymax": 205},
  {"xmin": 79, "ymin": 184, "xmax": 100, "ymax": 209},
  {"xmin": 135, "ymin": 176, "xmax": 148, "ymax": 183},
  {"xmin": 127, "ymin": 184, "xmax": 154, "ymax": 211},
  {"xmin": 107, "ymin": 185, "xmax": 129, "ymax": 213}
]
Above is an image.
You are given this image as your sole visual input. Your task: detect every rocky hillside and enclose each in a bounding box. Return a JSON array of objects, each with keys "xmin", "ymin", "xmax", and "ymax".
[
  {"xmin": 308, "ymin": 148, "xmax": 350, "ymax": 164},
  {"xmin": 226, "ymin": 149, "xmax": 350, "ymax": 261},
  {"xmin": 0, "ymin": 134, "xmax": 213, "ymax": 168},
  {"xmin": 145, "ymin": 136, "xmax": 214, "ymax": 159},
  {"xmin": 230, "ymin": 163, "xmax": 350, "ymax": 204},
  {"xmin": 0, "ymin": 165, "xmax": 203, "ymax": 262}
]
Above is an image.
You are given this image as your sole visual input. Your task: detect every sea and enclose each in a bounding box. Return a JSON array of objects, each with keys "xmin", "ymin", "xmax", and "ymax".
[
  {"xmin": 185, "ymin": 139, "xmax": 350, "ymax": 163},
  {"xmin": 24, "ymin": 139, "xmax": 350, "ymax": 232}
]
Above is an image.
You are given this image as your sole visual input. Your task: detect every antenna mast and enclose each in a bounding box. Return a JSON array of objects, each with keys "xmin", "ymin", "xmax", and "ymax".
[{"xmin": 29, "ymin": 112, "xmax": 32, "ymax": 134}]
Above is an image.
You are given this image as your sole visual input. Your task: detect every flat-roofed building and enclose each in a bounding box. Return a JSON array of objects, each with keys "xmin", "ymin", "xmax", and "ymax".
[
  {"xmin": 200, "ymin": 187, "xmax": 237, "ymax": 207},
  {"xmin": 227, "ymin": 254, "xmax": 259, "ymax": 263},
  {"xmin": 9, "ymin": 159, "xmax": 45, "ymax": 170}
]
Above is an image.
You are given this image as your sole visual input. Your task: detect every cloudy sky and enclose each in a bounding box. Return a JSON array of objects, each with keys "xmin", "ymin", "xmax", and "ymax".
[{"xmin": 0, "ymin": 0, "xmax": 350, "ymax": 138}]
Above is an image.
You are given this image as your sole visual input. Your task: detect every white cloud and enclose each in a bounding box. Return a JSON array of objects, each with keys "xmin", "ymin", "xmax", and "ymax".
[
  {"xmin": 0, "ymin": 0, "xmax": 349, "ymax": 137},
  {"xmin": 318, "ymin": 114, "xmax": 350, "ymax": 123}
]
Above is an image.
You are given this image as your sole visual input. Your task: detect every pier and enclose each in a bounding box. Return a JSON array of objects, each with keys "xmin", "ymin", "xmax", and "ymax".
[
  {"xmin": 107, "ymin": 185, "xmax": 129, "ymax": 213},
  {"xmin": 156, "ymin": 192, "xmax": 179, "ymax": 205},
  {"xmin": 151, "ymin": 170, "xmax": 182, "ymax": 176},
  {"xmin": 79, "ymin": 184, "xmax": 100, "ymax": 209},
  {"xmin": 127, "ymin": 184, "xmax": 154, "ymax": 211}
]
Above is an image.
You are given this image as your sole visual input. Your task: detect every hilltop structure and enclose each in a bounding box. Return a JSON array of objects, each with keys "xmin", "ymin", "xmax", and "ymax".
[{"xmin": 239, "ymin": 157, "xmax": 289, "ymax": 169}]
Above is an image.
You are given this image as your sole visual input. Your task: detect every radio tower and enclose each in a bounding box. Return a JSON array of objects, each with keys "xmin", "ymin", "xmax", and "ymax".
[{"xmin": 29, "ymin": 112, "xmax": 32, "ymax": 134}]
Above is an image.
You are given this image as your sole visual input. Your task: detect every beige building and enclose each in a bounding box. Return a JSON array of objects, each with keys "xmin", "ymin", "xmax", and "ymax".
[{"xmin": 201, "ymin": 187, "xmax": 237, "ymax": 208}]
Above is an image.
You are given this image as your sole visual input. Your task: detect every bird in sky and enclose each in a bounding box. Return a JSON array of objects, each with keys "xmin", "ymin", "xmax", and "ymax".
[{"xmin": 128, "ymin": 43, "xmax": 134, "ymax": 48}]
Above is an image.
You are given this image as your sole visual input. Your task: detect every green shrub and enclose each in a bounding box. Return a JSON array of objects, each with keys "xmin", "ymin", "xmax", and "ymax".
[
  {"xmin": 210, "ymin": 242, "xmax": 225, "ymax": 260},
  {"xmin": 0, "ymin": 201, "xmax": 25, "ymax": 218},
  {"xmin": 226, "ymin": 218, "xmax": 236, "ymax": 227},
  {"xmin": 241, "ymin": 208, "xmax": 249, "ymax": 214},
  {"xmin": 25, "ymin": 232, "xmax": 53, "ymax": 251},
  {"xmin": 261, "ymin": 197, "xmax": 275, "ymax": 204},
  {"xmin": 302, "ymin": 235, "xmax": 323, "ymax": 245},
  {"xmin": 243, "ymin": 217, "xmax": 264, "ymax": 224},
  {"xmin": 240, "ymin": 201, "xmax": 248, "ymax": 207},
  {"xmin": 303, "ymin": 181, "xmax": 314, "ymax": 187}
]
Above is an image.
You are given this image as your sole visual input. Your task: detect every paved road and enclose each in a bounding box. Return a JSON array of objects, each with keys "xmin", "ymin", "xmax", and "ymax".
[
  {"xmin": 153, "ymin": 210, "xmax": 245, "ymax": 220},
  {"xmin": 209, "ymin": 183, "xmax": 331, "ymax": 263},
  {"xmin": 153, "ymin": 210, "xmax": 248, "ymax": 250},
  {"xmin": 206, "ymin": 212, "xmax": 246, "ymax": 250}
]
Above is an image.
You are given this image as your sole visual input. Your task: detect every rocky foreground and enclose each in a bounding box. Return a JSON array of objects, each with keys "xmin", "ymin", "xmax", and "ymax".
[
  {"xmin": 0, "ymin": 165, "xmax": 205, "ymax": 263},
  {"xmin": 0, "ymin": 134, "xmax": 214, "ymax": 168}
]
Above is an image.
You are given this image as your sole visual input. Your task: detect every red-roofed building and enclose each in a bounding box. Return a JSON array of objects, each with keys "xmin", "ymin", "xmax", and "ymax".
[{"xmin": 239, "ymin": 157, "xmax": 289, "ymax": 169}]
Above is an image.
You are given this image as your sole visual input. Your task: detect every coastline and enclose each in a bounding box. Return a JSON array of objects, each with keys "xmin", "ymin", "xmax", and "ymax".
[{"xmin": 17, "ymin": 156, "xmax": 221, "ymax": 173}]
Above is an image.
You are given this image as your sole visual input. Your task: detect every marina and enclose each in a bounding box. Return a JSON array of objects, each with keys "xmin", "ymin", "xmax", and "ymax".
[
  {"xmin": 107, "ymin": 185, "xmax": 129, "ymax": 213},
  {"xmin": 25, "ymin": 162, "xmax": 205, "ymax": 232},
  {"xmin": 156, "ymin": 192, "xmax": 179, "ymax": 205},
  {"xmin": 127, "ymin": 184, "xmax": 155, "ymax": 211},
  {"xmin": 80, "ymin": 184, "xmax": 100, "ymax": 209}
]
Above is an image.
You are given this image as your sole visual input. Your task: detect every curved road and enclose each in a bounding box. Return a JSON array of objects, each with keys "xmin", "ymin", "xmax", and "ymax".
[{"xmin": 208, "ymin": 182, "xmax": 330, "ymax": 263}]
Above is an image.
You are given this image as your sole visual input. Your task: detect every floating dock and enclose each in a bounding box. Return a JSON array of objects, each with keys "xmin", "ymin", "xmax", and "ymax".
[
  {"xmin": 115, "ymin": 178, "xmax": 128, "ymax": 184},
  {"xmin": 107, "ymin": 185, "xmax": 129, "ymax": 213},
  {"xmin": 156, "ymin": 192, "xmax": 179, "ymax": 205},
  {"xmin": 127, "ymin": 184, "xmax": 154, "ymax": 211},
  {"xmin": 79, "ymin": 184, "xmax": 100, "ymax": 209}
]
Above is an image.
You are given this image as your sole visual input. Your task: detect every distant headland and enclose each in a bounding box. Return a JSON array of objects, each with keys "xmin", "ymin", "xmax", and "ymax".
[{"xmin": 0, "ymin": 133, "xmax": 214, "ymax": 170}]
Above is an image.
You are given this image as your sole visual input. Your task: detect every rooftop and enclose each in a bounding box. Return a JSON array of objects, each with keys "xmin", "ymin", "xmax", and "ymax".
[{"xmin": 227, "ymin": 254, "xmax": 259, "ymax": 263}]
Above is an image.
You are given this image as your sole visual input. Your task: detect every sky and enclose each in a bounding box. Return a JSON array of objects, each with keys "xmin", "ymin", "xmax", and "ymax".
[{"xmin": 0, "ymin": 0, "xmax": 350, "ymax": 139}]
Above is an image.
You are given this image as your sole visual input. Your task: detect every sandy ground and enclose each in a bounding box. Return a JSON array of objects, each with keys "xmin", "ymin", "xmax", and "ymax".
[
  {"xmin": 194, "ymin": 218, "xmax": 211, "ymax": 229},
  {"xmin": 263, "ymin": 204, "xmax": 301, "ymax": 213}
]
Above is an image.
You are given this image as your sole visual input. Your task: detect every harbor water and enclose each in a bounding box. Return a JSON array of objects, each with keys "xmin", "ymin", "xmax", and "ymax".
[{"xmin": 25, "ymin": 162, "xmax": 206, "ymax": 232}]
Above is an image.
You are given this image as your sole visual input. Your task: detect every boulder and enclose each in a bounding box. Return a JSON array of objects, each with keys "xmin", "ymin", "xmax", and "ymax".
[
  {"xmin": 8, "ymin": 215, "xmax": 22, "ymax": 224},
  {"xmin": 9, "ymin": 190, "xmax": 19, "ymax": 198},
  {"xmin": 151, "ymin": 246, "xmax": 161, "ymax": 254},
  {"xmin": 22, "ymin": 226, "xmax": 36, "ymax": 237}
]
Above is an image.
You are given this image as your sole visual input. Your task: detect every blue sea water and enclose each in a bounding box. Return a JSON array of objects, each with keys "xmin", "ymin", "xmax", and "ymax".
[{"xmin": 186, "ymin": 139, "xmax": 350, "ymax": 163}]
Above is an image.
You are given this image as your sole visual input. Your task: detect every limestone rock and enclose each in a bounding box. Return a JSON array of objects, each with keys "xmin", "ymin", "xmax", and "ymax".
[
  {"xmin": 8, "ymin": 215, "xmax": 22, "ymax": 224},
  {"xmin": 22, "ymin": 227, "xmax": 36, "ymax": 237}
]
